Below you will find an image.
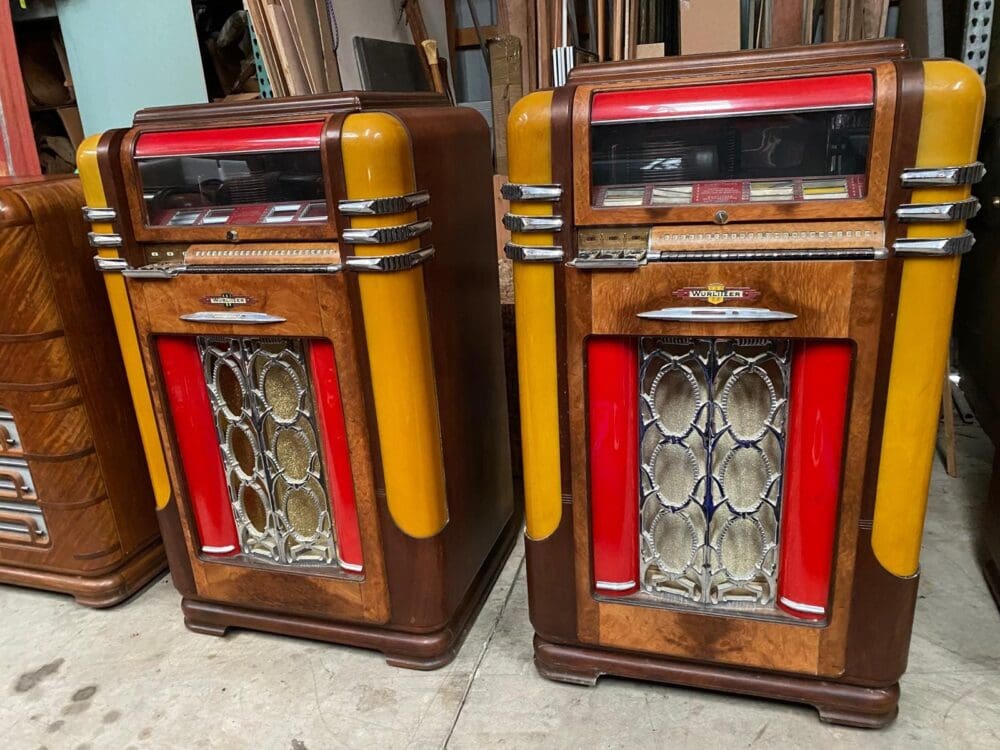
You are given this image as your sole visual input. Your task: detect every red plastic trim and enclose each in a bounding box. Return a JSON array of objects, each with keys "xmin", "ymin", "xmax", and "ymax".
[
  {"xmin": 778, "ymin": 341, "xmax": 853, "ymax": 620},
  {"xmin": 309, "ymin": 340, "xmax": 364, "ymax": 572},
  {"xmin": 135, "ymin": 121, "xmax": 324, "ymax": 158},
  {"xmin": 157, "ymin": 336, "xmax": 239, "ymax": 557},
  {"xmin": 591, "ymin": 73, "xmax": 874, "ymax": 123},
  {"xmin": 588, "ymin": 337, "xmax": 639, "ymax": 596}
]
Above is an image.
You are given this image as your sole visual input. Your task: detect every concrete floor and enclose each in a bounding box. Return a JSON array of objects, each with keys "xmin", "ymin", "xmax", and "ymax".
[{"xmin": 3, "ymin": 423, "xmax": 999, "ymax": 749}]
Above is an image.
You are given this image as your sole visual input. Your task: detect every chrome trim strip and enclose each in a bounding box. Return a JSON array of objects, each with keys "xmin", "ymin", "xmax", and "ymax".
[
  {"xmin": 179, "ymin": 312, "xmax": 287, "ymax": 324},
  {"xmin": 342, "ymin": 218, "xmax": 432, "ymax": 245},
  {"xmin": 122, "ymin": 263, "xmax": 345, "ymax": 278},
  {"xmin": 595, "ymin": 580, "xmax": 637, "ymax": 591},
  {"xmin": 569, "ymin": 250, "xmax": 647, "ymax": 269},
  {"xmin": 892, "ymin": 231, "xmax": 976, "ymax": 257},
  {"xmin": 502, "ymin": 214, "xmax": 564, "ymax": 232},
  {"xmin": 93, "ymin": 256, "xmax": 129, "ymax": 273},
  {"xmin": 82, "ymin": 206, "xmax": 117, "ymax": 222},
  {"xmin": 337, "ymin": 190, "xmax": 431, "ymax": 216},
  {"xmin": 345, "ymin": 246, "xmax": 435, "ymax": 273},
  {"xmin": 500, "ymin": 183, "xmax": 563, "ymax": 201},
  {"xmin": 202, "ymin": 544, "xmax": 236, "ymax": 554},
  {"xmin": 503, "ymin": 242, "xmax": 564, "ymax": 262},
  {"xmin": 900, "ymin": 162, "xmax": 986, "ymax": 187},
  {"xmin": 646, "ymin": 248, "xmax": 887, "ymax": 263},
  {"xmin": 779, "ymin": 596, "xmax": 827, "ymax": 615},
  {"xmin": 638, "ymin": 306, "xmax": 798, "ymax": 322},
  {"xmin": 896, "ymin": 197, "xmax": 981, "ymax": 222},
  {"xmin": 88, "ymin": 232, "xmax": 122, "ymax": 248}
]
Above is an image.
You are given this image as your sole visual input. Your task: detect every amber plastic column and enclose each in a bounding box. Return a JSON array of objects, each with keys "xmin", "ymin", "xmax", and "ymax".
[
  {"xmin": 871, "ymin": 61, "xmax": 985, "ymax": 575},
  {"xmin": 507, "ymin": 91, "xmax": 563, "ymax": 541},
  {"xmin": 340, "ymin": 113, "xmax": 448, "ymax": 538},
  {"xmin": 77, "ymin": 135, "xmax": 172, "ymax": 510}
]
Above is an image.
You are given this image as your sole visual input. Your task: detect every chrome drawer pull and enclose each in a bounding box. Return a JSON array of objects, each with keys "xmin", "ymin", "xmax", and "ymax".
[
  {"xmin": 896, "ymin": 197, "xmax": 980, "ymax": 222},
  {"xmin": 342, "ymin": 219, "xmax": 432, "ymax": 245},
  {"xmin": 502, "ymin": 214, "xmax": 564, "ymax": 232},
  {"xmin": 638, "ymin": 306, "xmax": 798, "ymax": 322},
  {"xmin": 338, "ymin": 191, "xmax": 430, "ymax": 216},
  {"xmin": 892, "ymin": 231, "xmax": 976, "ymax": 257},
  {"xmin": 500, "ymin": 183, "xmax": 563, "ymax": 201},
  {"xmin": 82, "ymin": 206, "xmax": 117, "ymax": 221},
  {"xmin": 179, "ymin": 312, "xmax": 287, "ymax": 325},
  {"xmin": 900, "ymin": 162, "xmax": 986, "ymax": 187},
  {"xmin": 503, "ymin": 242, "xmax": 564, "ymax": 262}
]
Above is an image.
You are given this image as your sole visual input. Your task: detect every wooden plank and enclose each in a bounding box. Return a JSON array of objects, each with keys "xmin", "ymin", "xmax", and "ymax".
[
  {"xmin": 456, "ymin": 25, "xmax": 500, "ymax": 47},
  {"xmin": 537, "ymin": 0, "xmax": 552, "ymax": 88},
  {"xmin": 312, "ymin": 0, "xmax": 342, "ymax": 91},
  {"xmin": 490, "ymin": 36, "xmax": 523, "ymax": 174},
  {"xmin": 263, "ymin": 1, "xmax": 311, "ymax": 96},
  {"xmin": 244, "ymin": 0, "xmax": 286, "ymax": 96},
  {"xmin": 283, "ymin": 0, "xmax": 326, "ymax": 92},
  {"xmin": 770, "ymin": 0, "xmax": 805, "ymax": 47}
]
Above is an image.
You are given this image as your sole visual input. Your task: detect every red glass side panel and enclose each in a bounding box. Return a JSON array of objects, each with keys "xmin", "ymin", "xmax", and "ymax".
[
  {"xmin": 134, "ymin": 122, "xmax": 324, "ymax": 157},
  {"xmin": 308, "ymin": 340, "xmax": 364, "ymax": 572},
  {"xmin": 157, "ymin": 336, "xmax": 239, "ymax": 556},
  {"xmin": 778, "ymin": 341, "xmax": 852, "ymax": 620},
  {"xmin": 588, "ymin": 337, "xmax": 639, "ymax": 595},
  {"xmin": 591, "ymin": 73, "xmax": 874, "ymax": 123}
]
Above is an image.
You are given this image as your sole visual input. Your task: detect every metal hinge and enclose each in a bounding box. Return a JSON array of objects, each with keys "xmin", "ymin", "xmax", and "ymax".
[
  {"xmin": 568, "ymin": 248, "xmax": 648, "ymax": 269},
  {"xmin": 337, "ymin": 191, "xmax": 430, "ymax": 216},
  {"xmin": 900, "ymin": 162, "xmax": 986, "ymax": 187},
  {"xmin": 342, "ymin": 218, "xmax": 432, "ymax": 245},
  {"xmin": 500, "ymin": 183, "xmax": 563, "ymax": 201},
  {"xmin": 503, "ymin": 242, "xmax": 564, "ymax": 262},
  {"xmin": 896, "ymin": 197, "xmax": 981, "ymax": 222}
]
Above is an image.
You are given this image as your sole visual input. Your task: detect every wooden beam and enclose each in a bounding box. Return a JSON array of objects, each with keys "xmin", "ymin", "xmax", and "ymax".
[{"xmin": 455, "ymin": 25, "xmax": 500, "ymax": 47}]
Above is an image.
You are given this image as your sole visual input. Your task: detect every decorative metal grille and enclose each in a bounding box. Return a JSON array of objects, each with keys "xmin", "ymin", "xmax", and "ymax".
[
  {"xmin": 639, "ymin": 337, "xmax": 789, "ymax": 607},
  {"xmin": 199, "ymin": 337, "xmax": 339, "ymax": 566}
]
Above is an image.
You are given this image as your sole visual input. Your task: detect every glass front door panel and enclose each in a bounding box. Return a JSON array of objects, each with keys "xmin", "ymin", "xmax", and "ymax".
[
  {"xmin": 159, "ymin": 334, "xmax": 363, "ymax": 571},
  {"xmin": 138, "ymin": 151, "xmax": 327, "ymax": 227},
  {"xmin": 591, "ymin": 111, "xmax": 872, "ymax": 208},
  {"xmin": 589, "ymin": 335, "xmax": 853, "ymax": 619},
  {"xmin": 639, "ymin": 337, "xmax": 789, "ymax": 606}
]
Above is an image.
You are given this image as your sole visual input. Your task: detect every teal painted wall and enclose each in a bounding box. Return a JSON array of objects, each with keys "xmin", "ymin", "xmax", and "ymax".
[{"xmin": 57, "ymin": 0, "xmax": 207, "ymax": 137}]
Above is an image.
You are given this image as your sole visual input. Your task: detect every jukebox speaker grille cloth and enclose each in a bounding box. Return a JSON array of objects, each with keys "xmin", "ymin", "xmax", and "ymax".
[
  {"xmin": 199, "ymin": 336, "xmax": 339, "ymax": 565},
  {"xmin": 639, "ymin": 337, "xmax": 789, "ymax": 607}
]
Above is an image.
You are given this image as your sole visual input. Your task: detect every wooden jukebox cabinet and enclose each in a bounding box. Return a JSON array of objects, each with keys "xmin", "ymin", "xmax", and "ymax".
[
  {"xmin": 505, "ymin": 41, "xmax": 984, "ymax": 725},
  {"xmin": 0, "ymin": 177, "xmax": 164, "ymax": 606},
  {"xmin": 77, "ymin": 92, "xmax": 517, "ymax": 667}
]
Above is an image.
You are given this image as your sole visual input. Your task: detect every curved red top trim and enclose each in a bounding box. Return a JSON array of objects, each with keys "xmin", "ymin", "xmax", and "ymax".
[
  {"xmin": 135, "ymin": 121, "xmax": 324, "ymax": 158},
  {"xmin": 591, "ymin": 73, "xmax": 874, "ymax": 123}
]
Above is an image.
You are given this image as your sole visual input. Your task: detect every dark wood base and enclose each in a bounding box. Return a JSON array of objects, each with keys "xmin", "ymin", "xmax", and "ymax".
[
  {"xmin": 984, "ymin": 556, "xmax": 1000, "ymax": 611},
  {"xmin": 534, "ymin": 635, "xmax": 900, "ymax": 729},
  {"xmin": 0, "ymin": 539, "xmax": 167, "ymax": 608},
  {"xmin": 182, "ymin": 514, "xmax": 521, "ymax": 670}
]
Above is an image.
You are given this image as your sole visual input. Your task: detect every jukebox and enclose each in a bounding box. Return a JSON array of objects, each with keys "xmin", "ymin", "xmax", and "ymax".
[
  {"xmin": 0, "ymin": 176, "xmax": 164, "ymax": 606},
  {"xmin": 78, "ymin": 92, "xmax": 517, "ymax": 668},
  {"xmin": 505, "ymin": 41, "xmax": 984, "ymax": 725}
]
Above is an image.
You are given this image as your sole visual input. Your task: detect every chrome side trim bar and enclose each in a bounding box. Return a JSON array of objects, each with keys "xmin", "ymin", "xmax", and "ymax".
[
  {"xmin": 568, "ymin": 249, "xmax": 646, "ymax": 268},
  {"xmin": 337, "ymin": 191, "xmax": 430, "ymax": 216},
  {"xmin": 88, "ymin": 232, "xmax": 122, "ymax": 248},
  {"xmin": 638, "ymin": 306, "xmax": 798, "ymax": 322},
  {"xmin": 344, "ymin": 246, "xmax": 435, "ymax": 273},
  {"xmin": 893, "ymin": 231, "xmax": 976, "ymax": 257},
  {"xmin": 502, "ymin": 214, "xmax": 564, "ymax": 232},
  {"xmin": 900, "ymin": 162, "xmax": 986, "ymax": 187},
  {"xmin": 500, "ymin": 183, "xmax": 563, "ymax": 201},
  {"xmin": 896, "ymin": 197, "xmax": 981, "ymax": 222},
  {"xmin": 503, "ymin": 242, "xmax": 564, "ymax": 262},
  {"xmin": 179, "ymin": 312, "xmax": 287, "ymax": 324},
  {"xmin": 82, "ymin": 206, "xmax": 117, "ymax": 222},
  {"xmin": 93, "ymin": 256, "xmax": 128, "ymax": 273},
  {"xmin": 342, "ymin": 218, "xmax": 432, "ymax": 245}
]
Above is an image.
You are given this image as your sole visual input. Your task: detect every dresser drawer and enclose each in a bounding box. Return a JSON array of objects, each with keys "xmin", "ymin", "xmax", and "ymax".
[{"xmin": 0, "ymin": 226, "xmax": 62, "ymax": 336}]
